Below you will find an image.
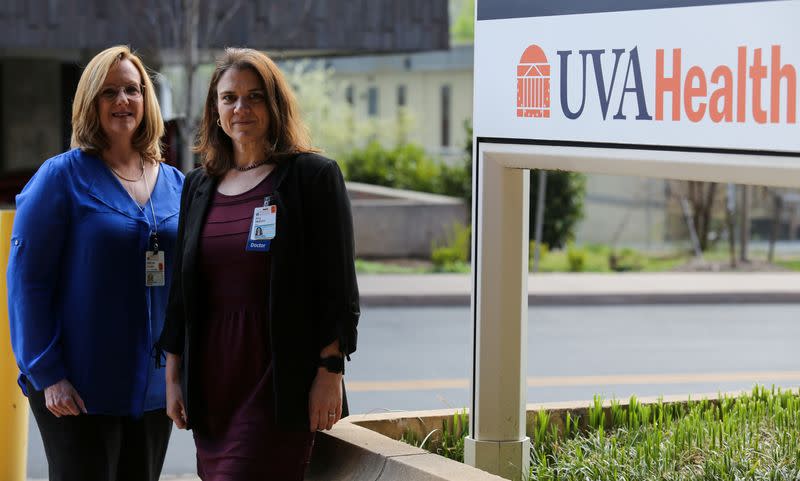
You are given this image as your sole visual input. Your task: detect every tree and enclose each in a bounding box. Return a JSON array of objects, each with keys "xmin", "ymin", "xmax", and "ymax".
[
  {"xmin": 450, "ymin": 0, "xmax": 475, "ymax": 45},
  {"xmin": 123, "ymin": 0, "xmax": 245, "ymax": 171},
  {"xmin": 451, "ymin": 119, "xmax": 473, "ymax": 208},
  {"xmin": 528, "ymin": 171, "xmax": 586, "ymax": 248},
  {"xmin": 127, "ymin": 0, "xmax": 321, "ymax": 172},
  {"xmin": 666, "ymin": 180, "xmax": 723, "ymax": 253},
  {"xmin": 282, "ymin": 60, "xmax": 421, "ymax": 161}
]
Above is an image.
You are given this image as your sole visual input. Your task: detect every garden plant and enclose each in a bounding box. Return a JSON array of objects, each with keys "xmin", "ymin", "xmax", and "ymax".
[{"xmin": 403, "ymin": 386, "xmax": 800, "ymax": 480}]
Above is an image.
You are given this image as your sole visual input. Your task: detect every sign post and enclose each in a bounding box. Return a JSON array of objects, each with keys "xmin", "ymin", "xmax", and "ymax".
[{"xmin": 470, "ymin": 1, "xmax": 800, "ymax": 478}]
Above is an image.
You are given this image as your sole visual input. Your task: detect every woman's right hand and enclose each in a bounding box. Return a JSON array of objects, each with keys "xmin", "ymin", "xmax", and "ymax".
[
  {"xmin": 165, "ymin": 352, "xmax": 187, "ymax": 428},
  {"xmin": 44, "ymin": 379, "xmax": 87, "ymax": 417},
  {"xmin": 166, "ymin": 380, "xmax": 187, "ymax": 429}
]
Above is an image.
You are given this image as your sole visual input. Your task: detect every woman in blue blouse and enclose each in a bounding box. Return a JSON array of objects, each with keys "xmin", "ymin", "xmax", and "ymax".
[{"xmin": 7, "ymin": 46, "xmax": 183, "ymax": 481}]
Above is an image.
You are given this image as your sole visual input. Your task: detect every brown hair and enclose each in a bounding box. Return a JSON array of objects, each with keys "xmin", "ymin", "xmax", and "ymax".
[
  {"xmin": 196, "ymin": 47, "xmax": 317, "ymax": 177},
  {"xmin": 70, "ymin": 45, "xmax": 164, "ymax": 162}
]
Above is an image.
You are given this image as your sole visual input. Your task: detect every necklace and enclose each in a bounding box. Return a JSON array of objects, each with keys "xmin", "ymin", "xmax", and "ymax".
[
  {"xmin": 109, "ymin": 158, "xmax": 145, "ymax": 182},
  {"xmin": 235, "ymin": 159, "xmax": 268, "ymax": 172},
  {"xmin": 116, "ymin": 157, "xmax": 160, "ymax": 247}
]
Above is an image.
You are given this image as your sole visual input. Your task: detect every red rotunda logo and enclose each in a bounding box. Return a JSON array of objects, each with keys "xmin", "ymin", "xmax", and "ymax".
[{"xmin": 517, "ymin": 44, "xmax": 551, "ymax": 118}]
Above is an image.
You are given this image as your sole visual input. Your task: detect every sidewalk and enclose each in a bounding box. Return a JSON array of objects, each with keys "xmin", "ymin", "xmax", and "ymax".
[{"xmin": 358, "ymin": 272, "xmax": 800, "ymax": 306}]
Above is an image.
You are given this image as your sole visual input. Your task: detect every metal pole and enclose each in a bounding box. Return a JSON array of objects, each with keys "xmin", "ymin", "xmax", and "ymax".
[
  {"xmin": 0, "ymin": 210, "xmax": 28, "ymax": 481},
  {"xmin": 532, "ymin": 170, "xmax": 547, "ymax": 273}
]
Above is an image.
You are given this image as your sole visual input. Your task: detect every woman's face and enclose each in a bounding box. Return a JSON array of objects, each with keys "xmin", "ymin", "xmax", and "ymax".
[
  {"xmin": 97, "ymin": 59, "xmax": 144, "ymax": 144},
  {"xmin": 216, "ymin": 67, "xmax": 270, "ymax": 148}
]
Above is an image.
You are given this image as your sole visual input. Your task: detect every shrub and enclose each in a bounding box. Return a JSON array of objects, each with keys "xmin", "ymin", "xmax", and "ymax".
[
  {"xmin": 529, "ymin": 170, "xmax": 586, "ymax": 249},
  {"xmin": 566, "ymin": 243, "xmax": 587, "ymax": 272},
  {"xmin": 431, "ymin": 246, "xmax": 464, "ymax": 266},
  {"xmin": 438, "ymin": 158, "xmax": 471, "ymax": 200},
  {"xmin": 608, "ymin": 247, "xmax": 645, "ymax": 272},
  {"xmin": 342, "ymin": 141, "xmax": 456, "ymax": 195},
  {"xmin": 431, "ymin": 223, "xmax": 471, "ymax": 272},
  {"xmin": 529, "ymin": 241, "xmax": 549, "ymax": 270}
]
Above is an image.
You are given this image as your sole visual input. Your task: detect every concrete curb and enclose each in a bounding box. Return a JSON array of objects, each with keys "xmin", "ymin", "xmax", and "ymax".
[
  {"xmin": 358, "ymin": 272, "xmax": 800, "ymax": 306},
  {"xmin": 308, "ymin": 419, "xmax": 505, "ymax": 481}
]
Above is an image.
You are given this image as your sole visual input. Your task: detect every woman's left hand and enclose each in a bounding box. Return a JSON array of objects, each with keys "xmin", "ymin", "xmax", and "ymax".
[{"xmin": 308, "ymin": 368, "xmax": 343, "ymax": 432}]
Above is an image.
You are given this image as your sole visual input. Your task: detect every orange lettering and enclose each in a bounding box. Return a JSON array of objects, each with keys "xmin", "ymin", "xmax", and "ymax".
[
  {"xmin": 709, "ymin": 66, "xmax": 733, "ymax": 123},
  {"xmin": 684, "ymin": 66, "xmax": 707, "ymax": 122},
  {"xmin": 770, "ymin": 45, "xmax": 797, "ymax": 124},
  {"xmin": 656, "ymin": 49, "xmax": 681, "ymax": 121},
  {"xmin": 737, "ymin": 46, "xmax": 746, "ymax": 123},
  {"xmin": 750, "ymin": 48, "xmax": 768, "ymax": 124}
]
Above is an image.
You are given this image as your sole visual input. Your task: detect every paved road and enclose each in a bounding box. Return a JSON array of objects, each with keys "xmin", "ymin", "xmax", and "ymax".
[{"xmin": 26, "ymin": 303, "xmax": 800, "ymax": 478}]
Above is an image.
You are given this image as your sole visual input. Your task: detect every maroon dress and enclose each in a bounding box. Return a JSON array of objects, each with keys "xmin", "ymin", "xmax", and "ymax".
[{"xmin": 193, "ymin": 173, "xmax": 315, "ymax": 481}]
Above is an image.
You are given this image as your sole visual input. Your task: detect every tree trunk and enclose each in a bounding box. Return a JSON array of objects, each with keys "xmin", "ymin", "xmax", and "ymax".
[
  {"xmin": 698, "ymin": 182, "xmax": 716, "ymax": 251},
  {"xmin": 681, "ymin": 197, "xmax": 703, "ymax": 258},
  {"xmin": 739, "ymin": 185, "xmax": 751, "ymax": 262},
  {"xmin": 768, "ymin": 193, "xmax": 782, "ymax": 264},
  {"xmin": 726, "ymin": 184, "xmax": 737, "ymax": 268},
  {"xmin": 180, "ymin": 0, "xmax": 199, "ymax": 173},
  {"xmin": 531, "ymin": 170, "xmax": 547, "ymax": 273},
  {"xmin": 685, "ymin": 181, "xmax": 717, "ymax": 252}
]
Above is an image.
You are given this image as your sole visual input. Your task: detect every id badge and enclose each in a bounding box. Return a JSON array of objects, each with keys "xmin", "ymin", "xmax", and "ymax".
[
  {"xmin": 246, "ymin": 204, "xmax": 277, "ymax": 252},
  {"xmin": 145, "ymin": 251, "xmax": 165, "ymax": 286}
]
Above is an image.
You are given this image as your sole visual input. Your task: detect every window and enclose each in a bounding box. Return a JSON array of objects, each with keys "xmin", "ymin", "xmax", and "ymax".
[
  {"xmin": 440, "ymin": 85, "xmax": 451, "ymax": 147},
  {"xmin": 367, "ymin": 86, "xmax": 379, "ymax": 117},
  {"xmin": 345, "ymin": 85, "xmax": 354, "ymax": 105},
  {"xmin": 397, "ymin": 85, "xmax": 406, "ymax": 107}
]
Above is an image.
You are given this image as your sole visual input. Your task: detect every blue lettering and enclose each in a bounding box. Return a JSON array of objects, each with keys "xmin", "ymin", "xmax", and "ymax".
[
  {"xmin": 586, "ymin": 48, "xmax": 625, "ymax": 120},
  {"xmin": 558, "ymin": 50, "xmax": 590, "ymax": 119},
  {"xmin": 613, "ymin": 47, "xmax": 653, "ymax": 120}
]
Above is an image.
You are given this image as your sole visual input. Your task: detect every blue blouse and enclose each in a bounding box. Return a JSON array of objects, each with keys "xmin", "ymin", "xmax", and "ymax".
[{"xmin": 7, "ymin": 148, "xmax": 184, "ymax": 416}]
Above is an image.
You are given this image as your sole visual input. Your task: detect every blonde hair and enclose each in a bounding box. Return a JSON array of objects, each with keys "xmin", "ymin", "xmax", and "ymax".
[
  {"xmin": 196, "ymin": 47, "xmax": 318, "ymax": 177},
  {"xmin": 70, "ymin": 45, "xmax": 164, "ymax": 162}
]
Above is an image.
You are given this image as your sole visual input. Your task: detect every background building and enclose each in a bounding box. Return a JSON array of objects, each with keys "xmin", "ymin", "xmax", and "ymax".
[
  {"xmin": 0, "ymin": 0, "xmax": 449, "ymax": 202},
  {"xmin": 321, "ymin": 44, "xmax": 671, "ymax": 247}
]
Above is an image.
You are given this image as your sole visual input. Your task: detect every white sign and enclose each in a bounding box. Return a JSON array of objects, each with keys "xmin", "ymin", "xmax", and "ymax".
[{"xmin": 474, "ymin": 1, "xmax": 800, "ymax": 154}]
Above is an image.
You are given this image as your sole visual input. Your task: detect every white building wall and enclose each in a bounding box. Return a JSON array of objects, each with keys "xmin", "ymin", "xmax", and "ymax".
[
  {"xmin": 575, "ymin": 175, "xmax": 668, "ymax": 248},
  {"xmin": 327, "ymin": 47, "xmax": 474, "ymax": 163}
]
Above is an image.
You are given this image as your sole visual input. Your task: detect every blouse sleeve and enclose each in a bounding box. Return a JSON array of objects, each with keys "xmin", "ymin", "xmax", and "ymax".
[
  {"xmin": 7, "ymin": 159, "xmax": 69, "ymax": 391},
  {"xmin": 309, "ymin": 160, "xmax": 360, "ymax": 356}
]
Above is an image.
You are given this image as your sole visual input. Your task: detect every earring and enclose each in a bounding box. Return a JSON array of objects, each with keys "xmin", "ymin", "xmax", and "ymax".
[{"xmin": 216, "ymin": 118, "xmax": 222, "ymax": 127}]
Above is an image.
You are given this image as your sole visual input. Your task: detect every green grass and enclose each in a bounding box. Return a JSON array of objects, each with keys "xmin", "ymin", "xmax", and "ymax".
[
  {"xmin": 774, "ymin": 259, "xmax": 800, "ymax": 271},
  {"xmin": 401, "ymin": 409, "xmax": 468, "ymax": 462},
  {"xmin": 359, "ymin": 245, "xmax": 800, "ymax": 274},
  {"xmin": 354, "ymin": 259, "xmax": 427, "ymax": 274},
  {"xmin": 533, "ymin": 244, "xmax": 687, "ymax": 273},
  {"xmin": 402, "ymin": 386, "xmax": 800, "ymax": 481},
  {"xmin": 531, "ymin": 387, "xmax": 800, "ymax": 480}
]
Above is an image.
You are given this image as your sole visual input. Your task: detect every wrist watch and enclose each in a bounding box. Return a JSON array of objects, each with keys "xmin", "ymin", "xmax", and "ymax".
[{"xmin": 319, "ymin": 355, "xmax": 345, "ymax": 374}]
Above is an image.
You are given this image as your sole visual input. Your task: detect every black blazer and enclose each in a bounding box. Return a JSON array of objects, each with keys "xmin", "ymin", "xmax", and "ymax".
[{"xmin": 158, "ymin": 153, "xmax": 360, "ymax": 431}]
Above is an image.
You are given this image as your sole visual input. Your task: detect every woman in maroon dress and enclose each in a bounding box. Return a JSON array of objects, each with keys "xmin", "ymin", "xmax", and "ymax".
[{"xmin": 158, "ymin": 48, "xmax": 360, "ymax": 481}]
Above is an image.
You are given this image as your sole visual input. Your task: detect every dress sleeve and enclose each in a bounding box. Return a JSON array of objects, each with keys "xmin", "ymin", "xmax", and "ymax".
[
  {"xmin": 309, "ymin": 160, "xmax": 360, "ymax": 357},
  {"xmin": 158, "ymin": 169, "xmax": 195, "ymax": 355},
  {"xmin": 7, "ymin": 160, "xmax": 69, "ymax": 391}
]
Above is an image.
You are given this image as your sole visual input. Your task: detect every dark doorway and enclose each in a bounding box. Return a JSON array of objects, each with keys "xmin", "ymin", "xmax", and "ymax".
[{"xmin": 60, "ymin": 62, "xmax": 81, "ymax": 151}]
